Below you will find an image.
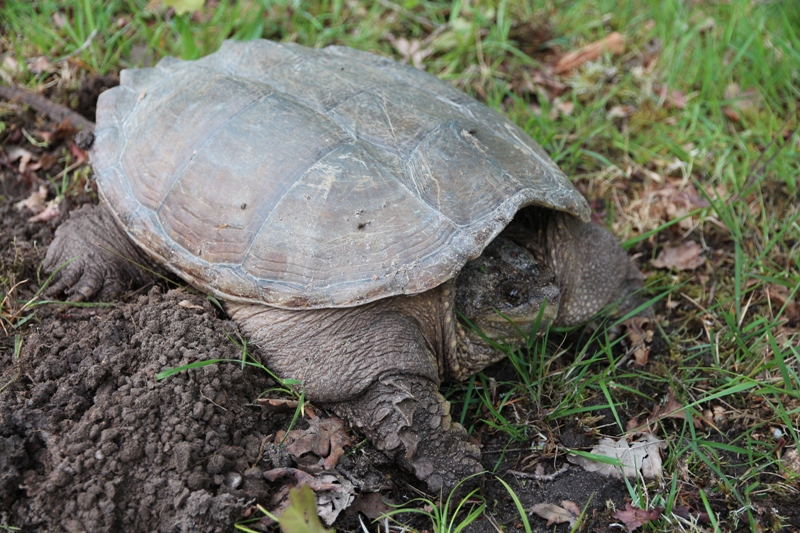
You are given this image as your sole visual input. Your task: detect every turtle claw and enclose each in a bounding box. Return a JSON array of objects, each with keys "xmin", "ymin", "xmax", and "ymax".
[
  {"xmin": 331, "ymin": 374, "xmax": 483, "ymax": 493},
  {"xmin": 43, "ymin": 204, "xmax": 153, "ymax": 301}
]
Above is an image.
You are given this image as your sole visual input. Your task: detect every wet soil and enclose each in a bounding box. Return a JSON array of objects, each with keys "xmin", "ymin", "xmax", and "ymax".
[{"xmin": 0, "ymin": 100, "xmax": 632, "ymax": 533}]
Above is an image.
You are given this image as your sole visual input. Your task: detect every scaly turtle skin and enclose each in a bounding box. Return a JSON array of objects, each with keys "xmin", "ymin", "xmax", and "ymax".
[{"xmin": 42, "ymin": 40, "xmax": 647, "ymax": 492}]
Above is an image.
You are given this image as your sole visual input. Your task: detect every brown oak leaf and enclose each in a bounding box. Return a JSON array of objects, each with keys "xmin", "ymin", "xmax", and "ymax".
[
  {"xmin": 673, "ymin": 506, "xmax": 711, "ymax": 523},
  {"xmin": 531, "ymin": 501, "xmax": 581, "ymax": 527},
  {"xmin": 651, "ymin": 241, "xmax": 704, "ymax": 271},
  {"xmin": 612, "ymin": 503, "xmax": 663, "ymax": 531},
  {"xmin": 623, "ymin": 316, "xmax": 653, "ymax": 366},
  {"xmin": 553, "ymin": 32, "xmax": 625, "ymax": 74}
]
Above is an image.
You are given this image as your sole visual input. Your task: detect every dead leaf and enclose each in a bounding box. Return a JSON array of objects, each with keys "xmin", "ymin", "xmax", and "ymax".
[
  {"xmin": 651, "ymin": 242, "xmax": 704, "ymax": 271},
  {"xmin": 641, "ymin": 36, "xmax": 661, "ymax": 68},
  {"xmin": 387, "ymin": 34, "xmax": 432, "ymax": 69},
  {"xmin": 263, "ymin": 471, "xmax": 355, "ymax": 527},
  {"xmin": 569, "ymin": 434, "xmax": 666, "ymax": 480},
  {"xmin": 531, "ymin": 501, "xmax": 580, "ymax": 527},
  {"xmin": 37, "ymin": 118, "xmax": 78, "ymax": 144},
  {"xmin": 623, "ymin": 316, "xmax": 652, "ymax": 366},
  {"xmin": 561, "ymin": 500, "xmax": 581, "ymax": 516},
  {"xmin": 259, "ymin": 398, "xmax": 301, "ymax": 413},
  {"xmin": 722, "ymin": 106, "xmax": 741, "ymax": 122},
  {"xmin": 263, "ymin": 468, "xmax": 340, "ymax": 491},
  {"xmin": 68, "ymin": 140, "xmax": 90, "ymax": 163},
  {"xmin": 6, "ymin": 145, "xmax": 34, "ymax": 174},
  {"xmin": 725, "ymin": 83, "xmax": 760, "ymax": 106},
  {"xmin": 178, "ymin": 300, "xmax": 204, "ymax": 311},
  {"xmin": 780, "ymin": 448, "xmax": 800, "ymax": 476},
  {"xmin": 607, "ymin": 104, "xmax": 636, "ymax": 119},
  {"xmin": 27, "ymin": 152, "xmax": 58, "ymax": 172},
  {"xmin": 722, "ymin": 83, "xmax": 761, "ymax": 122},
  {"xmin": 14, "ymin": 185, "xmax": 48, "ymax": 214},
  {"xmin": 348, "ymin": 492, "xmax": 393, "ymax": 520},
  {"xmin": 2, "ymin": 56, "xmax": 20, "ymax": 75},
  {"xmin": 625, "ymin": 181, "xmax": 709, "ymax": 233},
  {"xmin": 526, "ymin": 70, "xmax": 568, "ymax": 98},
  {"xmin": 52, "ymin": 12, "xmax": 68, "ymax": 28},
  {"xmin": 698, "ymin": 17, "xmax": 716, "ymax": 34},
  {"xmin": 612, "ymin": 503, "xmax": 663, "ymax": 531},
  {"xmin": 765, "ymin": 284, "xmax": 799, "ymax": 325},
  {"xmin": 672, "ymin": 506, "xmax": 711, "ymax": 523},
  {"xmin": 314, "ymin": 475, "xmax": 356, "ymax": 526},
  {"xmin": 28, "ymin": 198, "xmax": 62, "ymax": 222},
  {"xmin": 626, "ymin": 417, "xmax": 641, "ymax": 433},
  {"xmin": 276, "ymin": 417, "xmax": 351, "ymax": 473},
  {"xmin": 670, "ymin": 90, "xmax": 687, "ymax": 109},
  {"xmin": 631, "ymin": 388, "xmax": 705, "ymax": 433},
  {"xmin": 553, "ymin": 32, "xmax": 625, "ymax": 74},
  {"xmin": 656, "ymin": 85, "xmax": 688, "ymax": 109},
  {"xmin": 28, "ymin": 56, "xmax": 53, "ymax": 74},
  {"xmin": 710, "ymin": 405, "xmax": 728, "ymax": 426},
  {"xmin": 549, "ymin": 98, "xmax": 574, "ymax": 119},
  {"xmin": 649, "ymin": 389, "xmax": 687, "ymax": 424}
]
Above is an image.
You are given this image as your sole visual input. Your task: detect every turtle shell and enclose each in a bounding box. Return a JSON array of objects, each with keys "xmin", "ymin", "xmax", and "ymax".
[{"xmin": 91, "ymin": 39, "xmax": 590, "ymax": 309}]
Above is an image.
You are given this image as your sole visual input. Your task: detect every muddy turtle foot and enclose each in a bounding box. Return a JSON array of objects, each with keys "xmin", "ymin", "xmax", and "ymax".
[
  {"xmin": 330, "ymin": 374, "xmax": 483, "ymax": 494},
  {"xmin": 43, "ymin": 204, "xmax": 154, "ymax": 300}
]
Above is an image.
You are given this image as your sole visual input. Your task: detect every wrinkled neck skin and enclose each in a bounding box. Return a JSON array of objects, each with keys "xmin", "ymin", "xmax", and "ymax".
[{"xmin": 504, "ymin": 207, "xmax": 648, "ymax": 326}]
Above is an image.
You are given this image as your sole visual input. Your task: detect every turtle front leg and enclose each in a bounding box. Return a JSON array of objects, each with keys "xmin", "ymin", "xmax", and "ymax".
[
  {"xmin": 44, "ymin": 204, "xmax": 155, "ymax": 300},
  {"xmin": 331, "ymin": 373, "xmax": 481, "ymax": 493},
  {"xmin": 228, "ymin": 301, "xmax": 483, "ymax": 493}
]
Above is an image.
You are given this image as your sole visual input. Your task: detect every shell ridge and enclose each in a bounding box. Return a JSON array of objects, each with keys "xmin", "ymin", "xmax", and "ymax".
[
  {"xmin": 223, "ymin": 47, "xmax": 310, "ymax": 96},
  {"xmin": 238, "ymin": 140, "xmax": 353, "ymax": 265},
  {"xmin": 324, "ymin": 86, "xmax": 379, "ymax": 115},
  {"xmin": 155, "ymin": 87, "xmax": 275, "ymax": 213}
]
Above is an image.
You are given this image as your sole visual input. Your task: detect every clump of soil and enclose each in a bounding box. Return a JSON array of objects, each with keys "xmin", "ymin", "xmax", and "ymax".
[{"xmin": 1, "ymin": 288, "xmax": 284, "ymax": 532}]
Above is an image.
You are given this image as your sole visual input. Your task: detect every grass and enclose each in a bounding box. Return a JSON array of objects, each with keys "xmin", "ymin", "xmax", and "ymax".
[
  {"xmin": 379, "ymin": 476, "xmax": 486, "ymax": 533},
  {"xmin": 2, "ymin": 0, "xmax": 799, "ymax": 531}
]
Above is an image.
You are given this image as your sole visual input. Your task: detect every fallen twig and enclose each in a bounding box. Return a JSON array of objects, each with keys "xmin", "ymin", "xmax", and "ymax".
[
  {"xmin": 509, "ymin": 464, "xmax": 569, "ymax": 481},
  {"xmin": 0, "ymin": 86, "xmax": 95, "ymax": 131}
]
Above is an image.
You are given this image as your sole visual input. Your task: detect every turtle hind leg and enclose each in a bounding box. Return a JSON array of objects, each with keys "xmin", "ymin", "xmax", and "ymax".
[
  {"xmin": 331, "ymin": 373, "xmax": 482, "ymax": 494},
  {"xmin": 44, "ymin": 204, "xmax": 155, "ymax": 301}
]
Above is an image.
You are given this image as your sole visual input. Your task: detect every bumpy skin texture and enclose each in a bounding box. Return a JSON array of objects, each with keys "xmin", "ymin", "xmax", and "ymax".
[
  {"xmin": 332, "ymin": 374, "xmax": 481, "ymax": 493},
  {"xmin": 43, "ymin": 205, "xmax": 154, "ymax": 300}
]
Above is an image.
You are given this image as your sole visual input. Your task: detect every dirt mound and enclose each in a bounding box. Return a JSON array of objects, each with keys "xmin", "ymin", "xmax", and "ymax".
[{"xmin": 1, "ymin": 288, "xmax": 283, "ymax": 532}]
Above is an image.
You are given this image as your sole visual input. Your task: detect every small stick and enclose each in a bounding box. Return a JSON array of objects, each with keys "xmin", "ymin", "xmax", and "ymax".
[
  {"xmin": 0, "ymin": 85, "xmax": 95, "ymax": 132},
  {"xmin": 509, "ymin": 464, "xmax": 569, "ymax": 481}
]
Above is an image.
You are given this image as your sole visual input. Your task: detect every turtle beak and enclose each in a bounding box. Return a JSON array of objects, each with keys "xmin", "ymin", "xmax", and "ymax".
[{"xmin": 486, "ymin": 291, "xmax": 560, "ymax": 330}]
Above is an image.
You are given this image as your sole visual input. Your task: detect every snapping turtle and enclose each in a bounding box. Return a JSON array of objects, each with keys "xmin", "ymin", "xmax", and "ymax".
[{"xmin": 41, "ymin": 40, "xmax": 646, "ymax": 491}]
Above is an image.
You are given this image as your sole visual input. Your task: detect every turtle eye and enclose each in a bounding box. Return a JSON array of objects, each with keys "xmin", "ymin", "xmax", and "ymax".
[{"xmin": 505, "ymin": 286, "xmax": 523, "ymax": 305}]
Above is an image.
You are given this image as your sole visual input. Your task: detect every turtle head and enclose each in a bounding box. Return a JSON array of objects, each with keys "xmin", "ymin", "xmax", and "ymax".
[{"xmin": 455, "ymin": 237, "xmax": 560, "ymax": 344}]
